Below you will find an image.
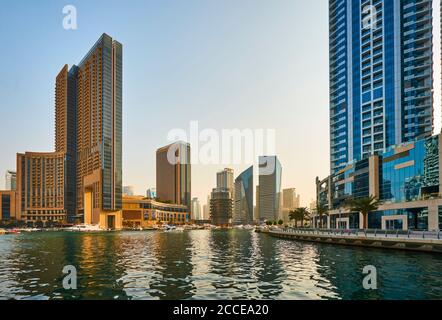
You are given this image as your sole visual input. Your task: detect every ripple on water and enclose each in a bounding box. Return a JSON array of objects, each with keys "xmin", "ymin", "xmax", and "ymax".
[{"xmin": 0, "ymin": 230, "xmax": 442, "ymax": 299}]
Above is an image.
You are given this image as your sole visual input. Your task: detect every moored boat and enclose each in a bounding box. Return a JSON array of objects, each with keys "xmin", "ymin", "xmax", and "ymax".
[{"xmin": 65, "ymin": 224, "xmax": 103, "ymax": 232}]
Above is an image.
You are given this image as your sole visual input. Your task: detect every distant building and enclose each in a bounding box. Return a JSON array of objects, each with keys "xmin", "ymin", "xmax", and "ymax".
[
  {"xmin": 217, "ymin": 168, "xmax": 234, "ymax": 213},
  {"xmin": 0, "ymin": 190, "xmax": 18, "ymax": 221},
  {"xmin": 233, "ymin": 166, "xmax": 253, "ymax": 225},
  {"xmin": 217, "ymin": 168, "xmax": 234, "ymax": 191},
  {"xmin": 156, "ymin": 142, "xmax": 191, "ymax": 212},
  {"xmin": 4, "ymin": 170, "xmax": 16, "ymax": 191},
  {"xmin": 282, "ymin": 188, "xmax": 300, "ymax": 209},
  {"xmin": 191, "ymin": 197, "xmax": 202, "ymax": 221},
  {"xmin": 281, "ymin": 188, "xmax": 301, "ymax": 223},
  {"xmin": 123, "ymin": 186, "xmax": 135, "ymax": 197},
  {"xmin": 146, "ymin": 188, "xmax": 157, "ymax": 199},
  {"xmin": 210, "ymin": 188, "xmax": 233, "ymax": 226},
  {"xmin": 202, "ymin": 194, "xmax": 211, "ymax": 221},
  {"xmin": 258, "ymin": 156, "xmax": 282, "ymax": 223}
]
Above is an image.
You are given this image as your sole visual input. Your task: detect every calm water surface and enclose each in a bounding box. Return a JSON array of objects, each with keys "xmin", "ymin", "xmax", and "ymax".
[{"xmin": 0, "ymin": 230, "xmax": 441, "ymax": 300}]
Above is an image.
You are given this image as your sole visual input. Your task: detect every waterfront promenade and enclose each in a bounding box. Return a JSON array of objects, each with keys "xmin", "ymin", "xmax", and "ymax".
[{"xmin": 261, "ymin": 228, "xmax": 442, "ymax": 253}]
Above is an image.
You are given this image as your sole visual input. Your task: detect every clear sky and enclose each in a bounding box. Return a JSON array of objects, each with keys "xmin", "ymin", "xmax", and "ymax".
[{"xmin": 0, "ymin": 0, "xmax": 440, "ymax": 208}]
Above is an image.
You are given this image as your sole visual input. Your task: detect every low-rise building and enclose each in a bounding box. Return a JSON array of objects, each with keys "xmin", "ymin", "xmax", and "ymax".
[
  {"xmin": 16, "ymin": 152, "xmax": 68, "ymax": 224},
  {"xmin": 122, "ymin": 196, "xmax": 189, "ymax": 228},
  {"xmin": 317, "ymin": 134, "xmax": 442, "ymax": 231}
]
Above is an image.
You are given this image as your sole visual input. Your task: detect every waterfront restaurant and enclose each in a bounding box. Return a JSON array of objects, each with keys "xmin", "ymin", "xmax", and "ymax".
[
  {"xmin": 122, "ymin": 196, "xmax": 189, "ymax": 228},
  {"xmin": 316, "ymin": 134, "xmax": 442, "ymax": 231}
]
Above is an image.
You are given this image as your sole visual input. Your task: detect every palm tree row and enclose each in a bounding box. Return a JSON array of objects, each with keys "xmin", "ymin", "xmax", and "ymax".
[{"xmin": 300, "ymin": 196, "xmax": 380, "ymax": 230}]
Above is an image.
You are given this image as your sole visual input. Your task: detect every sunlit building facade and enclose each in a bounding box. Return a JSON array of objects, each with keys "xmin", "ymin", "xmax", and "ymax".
[
  {"xmin": 16, "ymin": 152, "xmax": 67, "ymax": 224},
  {"xmin": 122, "ymin": 196, "xmax": 189, "ymax": 228},
  {"xmin": 74, "ymin": 34, "xmax": 123, "ymax": 229},
  {"xmin": 156, "ymin": 142, "xmax": 191, "ymax": 212},
  {"xmin": 258, "ymin": 156, "xmax": 282, "ymax": 223}
]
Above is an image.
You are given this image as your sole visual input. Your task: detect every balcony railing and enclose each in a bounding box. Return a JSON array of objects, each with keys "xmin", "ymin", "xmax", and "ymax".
[{"xmin": 269, "ymin": 227, "xmax": 442, "ymax": 241}]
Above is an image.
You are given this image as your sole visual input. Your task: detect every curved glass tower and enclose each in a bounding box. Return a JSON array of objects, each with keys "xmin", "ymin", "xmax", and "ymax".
[{"xmin": 233, "ymin": 166, "xmax": 254, "ymax": 225}]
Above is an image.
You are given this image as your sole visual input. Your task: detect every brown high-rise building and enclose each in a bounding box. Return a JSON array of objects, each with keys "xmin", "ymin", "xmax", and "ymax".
[
  {"xmin": 55, "ymin": 64, "xmax": 78, "ymax": 221},
  {"xmin": 74, "ymin": 34, "xmax": 123, "ymax": 228},
  {"xmin": 14, "ymin": 34, "xmax": 123, "ymax": 229},
  {"xmin": 16, "ymin": 152, "xmax": 67, "ymax": 223},
  {"xmin": 156, "ymin": 142, "xmax": 191, "ymax": 214}
]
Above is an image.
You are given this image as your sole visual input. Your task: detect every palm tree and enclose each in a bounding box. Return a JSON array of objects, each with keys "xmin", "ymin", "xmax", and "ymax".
[
  {"xmin": 289, "ymin": 210, "xmax": 299, "ymax": 227},
  {"xmin": 316, "ymin": 202, "xmax": 328, "ymax": 229},
  {"xmin": 289, "ymin": 208, "xmax": 311, "ymax": 228},
  {"xmin": 346, "ymin": 196, "xmax": 379, "ymax": 229}
]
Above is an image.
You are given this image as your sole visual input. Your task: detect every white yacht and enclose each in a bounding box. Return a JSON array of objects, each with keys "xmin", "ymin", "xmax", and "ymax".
[{"xmin": 65, "ymin": 224, "xmax": 103, "ymax": 232}]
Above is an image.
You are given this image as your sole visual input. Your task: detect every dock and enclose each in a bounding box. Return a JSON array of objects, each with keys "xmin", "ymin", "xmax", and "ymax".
[{"xmin": 260, "ymin": 228, "xmax": 442, "ymax": 253}]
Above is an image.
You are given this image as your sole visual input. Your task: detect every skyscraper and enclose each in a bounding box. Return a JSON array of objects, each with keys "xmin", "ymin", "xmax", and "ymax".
[
  {"xmin": 217, "ymin": 168, "xmax": 234, "ymax": 191},
  {"xmin": 281, "ymin": 188, "xmax": 300, "ymax": 224},
  {"xmin": 282, "ymin": 188, "xmax": 300, "ymax": 210},
  {"xmin": 258, "ymin": 156, "xmax": 282, "ymax": 222},
  {"xmin": 146, "ymin": 188, "xmax": 157, "ymax": 199},
  {"xmin": 210, "ymin": 188, "xmax": 233, "ymax": 226},
  {"xmin": 156, "ymin": 141, "xmax": 191, "ymax": 212},
  {"xmin": 191, "ymin": 197, "xmax": 201, "ymax": 221},
  {"xmin": 55, "ymin": 64, "xmax": 77, "ymax": 222},
  {"xmin": 53, "ymin": 33, "xmax": 123, "ymax": 227},
  {"xmin": 202, "ymin": 194, "xmax": 211, "ymax": 221},
  {"xmin": 233, "ymin": 166, "xmax": 253, "ymax": 225},
  {"xmin": 329, "ymin": 0, "xmax": 433, "ymax": 174},
  {"xmin": 70, "ymin": 34, "xmax": 123, "ymax": 228},
  {"xmin": 4, "ymin": 170, "xmax": 16, "ymax": 191}
]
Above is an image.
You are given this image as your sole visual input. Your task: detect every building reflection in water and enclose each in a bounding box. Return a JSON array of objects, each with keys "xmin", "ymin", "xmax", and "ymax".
[
  {"xmin": 1, "ymin": 231, "xmax": 442, "ymax": 300},
  {"xmin": 145, "ymin": 232, "xmax": 195, "ymax": 300}
]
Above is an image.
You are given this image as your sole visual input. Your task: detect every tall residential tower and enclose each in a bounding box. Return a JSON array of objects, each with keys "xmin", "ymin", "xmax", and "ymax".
[{"xmin": 329, "ymin": 0, "xmax": 433, "ymax": 173}]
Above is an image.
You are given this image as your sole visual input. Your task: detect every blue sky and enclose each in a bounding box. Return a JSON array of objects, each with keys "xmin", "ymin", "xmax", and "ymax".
[{"xmin": 0, "ymin": 0, "xmax": 440, "ymax": 207}]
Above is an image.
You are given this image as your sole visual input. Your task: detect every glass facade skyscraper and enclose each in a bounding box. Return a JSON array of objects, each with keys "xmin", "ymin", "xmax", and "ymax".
[
  {"xmin": 233, "ymin": 166, "xmax": 254, "ymax": 225},
  {"xmin": 329, "ymin": 0, "xmax": 433, "ymax": 174}
]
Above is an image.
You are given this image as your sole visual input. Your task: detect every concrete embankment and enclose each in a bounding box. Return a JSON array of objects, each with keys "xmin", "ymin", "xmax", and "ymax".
[{"xmin": 260, "ymin": 229, "xmax": 442, "ymax": 254}]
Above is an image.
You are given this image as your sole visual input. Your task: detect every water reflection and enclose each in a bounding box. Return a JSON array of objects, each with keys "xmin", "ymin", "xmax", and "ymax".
[{"xmin": 0, "ymin": 230, "xmax": 441, "ymax": 300}]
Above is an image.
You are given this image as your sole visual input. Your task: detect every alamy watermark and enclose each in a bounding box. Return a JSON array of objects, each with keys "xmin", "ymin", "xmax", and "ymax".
[
  {"xmin": 62, "ymin": 265, "xmax": 77, "ymax": 290},
  {"xmin": 63, "ymin": 5, "xmax": 77, "ymax": 30},
  {"xmin": 362, "ymin": 265, "xmax": 377, "ymax": 290},
  {"xmin": 166, "ymin": 121, "xmax": 277, "ymax": 174},
  {"xmin": 362, "ymin": 5, "xmax": 378, "ymax": 31}
]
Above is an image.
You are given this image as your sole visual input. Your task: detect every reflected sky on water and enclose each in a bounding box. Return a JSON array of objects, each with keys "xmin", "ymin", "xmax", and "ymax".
[{"xmin": 0, "ymin": 230, "xmax": 441, "ymax": 300}]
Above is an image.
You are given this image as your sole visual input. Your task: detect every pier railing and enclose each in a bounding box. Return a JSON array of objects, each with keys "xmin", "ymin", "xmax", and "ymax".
[{"xmin": 268, "ymin": 227, "xmax": 442, "ymax": 241}]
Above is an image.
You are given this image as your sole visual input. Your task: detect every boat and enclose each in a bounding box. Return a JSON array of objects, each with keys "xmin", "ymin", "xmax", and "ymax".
[
  {"xmin": 65, "ymin": 224, "xmax": 103, "ymax": 232},
  {"xmin": 0, "ymin": 229, "xmax": 6, "ymax": 235},
  {"xmin": 20, "ymin": 228, "xmax": 42, "ymax": 232}
]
